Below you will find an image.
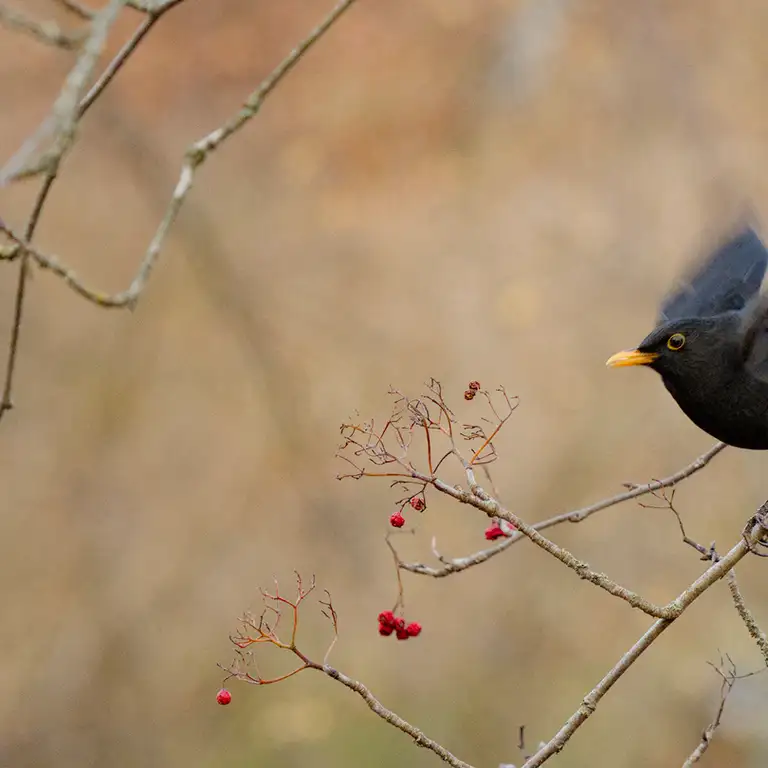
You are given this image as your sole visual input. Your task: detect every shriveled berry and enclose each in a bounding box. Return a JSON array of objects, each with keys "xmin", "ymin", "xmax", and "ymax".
[
  {"xmin": 396, "ymin": 627, "xmax": 410, "ymax": 640},
  {"xmin": 464, "ymin": 389, "xmax": 475, "ymax": 401},
  {"xmin": 390, "ymin": 511, "xmax": 405, "ymax": 528},
  {"xmin": 406, "ymin": 622, "xmax": 422, "ymax": 637},
  {"xmin": 468, "ymin": 381, "xmax": 481, "ymax": 391},
  {"xmin": 379, "ymin": 623, "xmax": 394, "ymax": 636},
  {"xmin": 394, "ymin": 617, "xmax": 406, "ymax": 632},
  {"xmin": 484, "ymin": 524, "xmax": 506, "ymax": 541},
  {"xmin": 409, "ymin": 497, "xmax": 425, "ymax": 511},
  {"xmin": 378, "ymin": 610, "xmax": 396, "ymax": 627},
  {"xmin": 216, "ymin": 689, "xmax": 232, "ymax": 706}
]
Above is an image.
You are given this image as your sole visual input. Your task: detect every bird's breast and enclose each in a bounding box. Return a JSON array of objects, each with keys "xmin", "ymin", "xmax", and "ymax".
[{"xmin": 662, "ymin": 371, "xmax": 768, "ymax": 449}]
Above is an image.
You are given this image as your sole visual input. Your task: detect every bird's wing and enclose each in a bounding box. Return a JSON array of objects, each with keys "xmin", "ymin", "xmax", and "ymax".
[
  {"xmin": 658, "ymin": 227, "xmax": 768, "ymax": 323},
  {"xmin": 740, "ymin": 294, "xmax": 768, "ymax": 381}
]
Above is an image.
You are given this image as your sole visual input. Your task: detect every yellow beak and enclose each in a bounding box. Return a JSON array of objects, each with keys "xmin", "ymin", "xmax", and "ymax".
[{"xmin": 605, "ymin": 349, "xmax": 659, "ymax": 368}]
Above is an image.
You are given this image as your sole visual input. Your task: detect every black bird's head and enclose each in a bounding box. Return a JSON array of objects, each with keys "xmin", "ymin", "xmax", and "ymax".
[
  {"xmin": 605, "ymin": 226, "xmax": 768, "ymax": 448},
  {"xmin": 605, "ymin": 314, "xmax": 741, "ymax": 383}
]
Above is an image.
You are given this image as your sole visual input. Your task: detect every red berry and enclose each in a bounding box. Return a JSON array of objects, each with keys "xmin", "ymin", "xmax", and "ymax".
[
  {"xmin": 484, "ymin": 524, "xmax": 506, "ymax": 541},
  {"xmin": 379, "ymin": 623, "xmax": 394, "ymax": 636},
  {"xmin": 464, "ymin": 390, "xmax": 475, "ymax": 401},
  {"xmin": 394, "ymin": 617, "xmax": 406, "ymax": 632},
  {"xmin": 396, "ymin": 627, "xmax": 410, "ymax": 640},
  {"xmin": 378, "ymin": 610, "xmax": 396, "ymax": 627},
  {"xmin": 406, "ymin": 622, "xmax": 422, "ymax": 637},
  {"xmin": 468, "ymin": 380, "xmax": 481, "ymax": 391},
  {"xmin": 409, "ymin": 497, "xmax": 425, "ymax": 511},
  {"xmin": 216, "ymin": 689, "xmax": 232, "ymax": 706},
  {"xmin": 390, "ymin": 511, "xmax": 405, "ymax": 528}
]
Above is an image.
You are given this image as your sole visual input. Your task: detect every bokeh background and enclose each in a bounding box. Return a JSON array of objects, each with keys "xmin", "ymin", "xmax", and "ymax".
[{"xmin": 3, "ymin": 1, "xmax": 768, "ymax": 766}]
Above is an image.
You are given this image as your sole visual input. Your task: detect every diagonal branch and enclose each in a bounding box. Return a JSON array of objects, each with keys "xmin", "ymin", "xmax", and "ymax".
[
  {"xmin": 521, "ymin": 513, "xmax": 768, "ymax": 768},
  {"xmin": 416, "ymin": 472, "xmax": 675, "ymax": 618},
  {"xmin": 0, "ymin": 3, "xmax": 85, "ymax": 49},
  {"xmin": 315, "ymin": 663, "xmax": 474, "ymax": 768},
  {"xmin": 400, "ymin": 442, "xmax": 726, "ymax": 577},
  {"xmin": 0, "ymin": 0, "xmax": 188, "ymax": 420},
  {"xmin": 0, "ymin": 0, "xmax": 126, "ymax": 184}
]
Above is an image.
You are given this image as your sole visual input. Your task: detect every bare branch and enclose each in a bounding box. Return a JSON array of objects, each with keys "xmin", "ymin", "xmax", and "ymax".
[
  {"xmin": 0, "ymin": 3, "xmax": 85, "ymax": 49},
  {"xmin": 0, "ymin": 0, "xmax": 359, "ymax": 309},
  {"xmin": 317, "ymin": 663, "xmax": 474, "ymax": 768},
  {"xmin": 521, "ymin": 515, "xmax": 768, "ymax": 767},
  {"xmin": 726, "ymin": 570, "xmax": 768, "ymax": 667},
  {"xmin": 55, "ymin": 0, "xmax": 95, "ymax": 20},
  {"xmin": 0, "ymin": 0, "xmax": 126, "ymax": 184},
  {"xmin": 680, "ymin": 659, "xmax": 736, "ymax": 766},
  {"xmin": 419, "ymin": 473, "xmax": 675, "ymax": 618},
  {"xmin": 0, "ymin": 0, "xmax": 187, "ymax": 419},
  {"xmin": 400, "ymin": 442, "xmax": 726, "ymax": 577}
]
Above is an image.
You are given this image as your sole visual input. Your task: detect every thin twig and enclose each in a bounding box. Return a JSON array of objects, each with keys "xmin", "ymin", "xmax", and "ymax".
[
  {"xmin": 55, "ymin": 0, "xmax": 95, "ymax": 20},
  {"xmin": 0, "ymin": 171, "xmax": 58, "ymax": 418},
  {"xmin": 680, "ymin": 660, "xmax": 736, "ymax": 766}
]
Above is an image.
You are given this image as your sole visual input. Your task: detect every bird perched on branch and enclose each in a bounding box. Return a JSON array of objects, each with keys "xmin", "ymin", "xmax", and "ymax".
[{"xmin": 607, "ymin": 226, "xmax": 768, "ymax": 449}]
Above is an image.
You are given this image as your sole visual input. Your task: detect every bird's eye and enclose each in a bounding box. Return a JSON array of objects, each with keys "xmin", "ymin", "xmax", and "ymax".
[{"xmin": 667, "ymin": 333, "xmax": 686, "ymax": 351}]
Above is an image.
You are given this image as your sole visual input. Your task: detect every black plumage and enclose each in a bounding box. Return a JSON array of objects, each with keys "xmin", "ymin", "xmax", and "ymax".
[{"xmin": 607, "ymin": 227, "xmax": 768, "ymax": 449}]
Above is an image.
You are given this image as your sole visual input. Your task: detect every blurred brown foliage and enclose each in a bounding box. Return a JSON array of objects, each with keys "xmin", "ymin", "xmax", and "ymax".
[{"xmin": 2, "ymin": 1, "xmax": 768, "ymax": 766}]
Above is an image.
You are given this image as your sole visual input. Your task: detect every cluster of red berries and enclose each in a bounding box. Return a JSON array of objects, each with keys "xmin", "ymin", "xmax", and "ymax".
[
  {"xmin": 464, "ymin": 380, "xmax": 481, "ymax": 401},
  {"xmin": 216, "ymin": 688, "xmax": 232, "ymax": 705},
  {"xmin": 389, "ymin": 497, "xmax": 426, "ymax": 528},
  {"xmin": 484, "ymin": 519, "xmax": 516, "ymax": 541},
  {"xmin": 378, "ymin": 610, "xmax": 422, "ymax": 640}
]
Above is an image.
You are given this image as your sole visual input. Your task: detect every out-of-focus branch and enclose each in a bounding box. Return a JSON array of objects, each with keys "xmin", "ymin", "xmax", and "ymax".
[
  {"xmin": 521, "ymin": 515, "xmax": 767, "ymax": 768},
  {"xmin": 680, "ymin": 660, "xmax": 737, "ymax": 767},
  {"xmin": 0, "ymin": 0, "xmax": 187, "ymax": 420},
  {"xmin": 0, "ymin": 4, "xmax": 85, "ymax": 49},
  {"xmin": 424, "ymin": 471, "xmax": 675, "ymax": 617},
  {"xmin": 401, "ymin": 442, "xmax": 726, "ymax": 577},
  {"xmin": 55, "ymin": 0, "xmax": 95, "ymax": 20},
  {"xmin": 0, "ymin": 0, "xmax": 354, "ymax": 419},
  {"xmin": 0, "ymin": 0, "xmax": 125, "ymax": 184},
  {"xmin": 726, "ymin": 570, "xmax": 768, "ymax": 667},
  {"xmin": 0, "ymin": 0, "xmax": 359, "ymax": 309}
]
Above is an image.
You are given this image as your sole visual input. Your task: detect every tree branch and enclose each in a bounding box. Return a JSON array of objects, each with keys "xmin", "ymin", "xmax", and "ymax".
[
  {"xmin": 315, "ymin": 663, "xmax": 474, "ymax": 768},
  {"xmin": 0, "ymin": 0, "xmax": 359, "ymax": 309},
  {"xmin": 400, "ymin": 442, "xmax": 726, "ymax": 578},
  {"xmin": 521, "ymin": 513, "xmax": 768, "ymax": 767},
  {"xmin": 726, "ymin": 569, "xmax": 768, "ymax": 667},
  {"xmin": 0, "ymin": 3, "xmax": 85, "ymax": 49}
]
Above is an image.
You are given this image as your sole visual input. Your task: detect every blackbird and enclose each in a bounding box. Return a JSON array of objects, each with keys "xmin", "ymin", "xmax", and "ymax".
[{"xmin": 606, "ymin": 227, "xmax": 768, "ymax": 449}]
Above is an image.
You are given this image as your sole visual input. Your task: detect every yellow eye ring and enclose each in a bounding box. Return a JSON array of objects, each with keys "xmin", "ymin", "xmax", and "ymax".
[{"xmin": 667, "ymin": 333, "xmax": 686, "ymax": 351}]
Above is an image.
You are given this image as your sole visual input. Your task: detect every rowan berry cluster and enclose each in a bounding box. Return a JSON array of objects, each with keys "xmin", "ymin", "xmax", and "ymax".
[{"xmin": 377, "ymin": 610, "xmax": 422, "ymax": 640}]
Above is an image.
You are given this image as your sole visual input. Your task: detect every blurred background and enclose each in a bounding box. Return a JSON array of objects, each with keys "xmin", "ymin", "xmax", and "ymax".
[{"xmin": 2, "ymin": 1, "xmax": 768, "ymax": 766}]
